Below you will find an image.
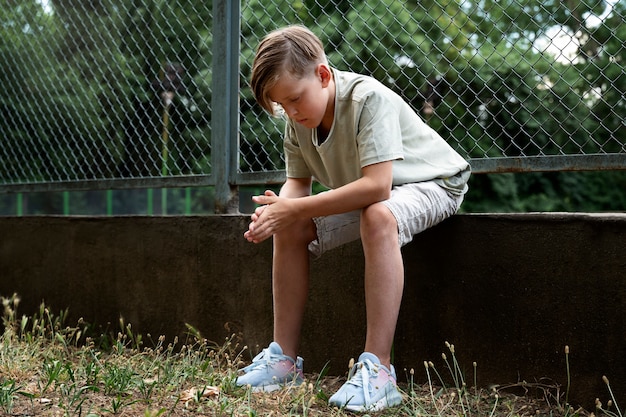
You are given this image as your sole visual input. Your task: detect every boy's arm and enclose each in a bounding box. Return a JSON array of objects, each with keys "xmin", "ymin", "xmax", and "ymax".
[
  {"xmin": 279, "ymin": 177, "xmax": 313, "ymax": 199},
  {"xmin": 294, "ymin": 160, "xmax": 393, "ymax": 217}
]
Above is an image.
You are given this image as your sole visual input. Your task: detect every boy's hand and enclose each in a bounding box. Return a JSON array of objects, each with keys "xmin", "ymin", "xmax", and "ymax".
[{"xmin": 244, "ymin": 190, "xmax": 296, "ymax": 243}]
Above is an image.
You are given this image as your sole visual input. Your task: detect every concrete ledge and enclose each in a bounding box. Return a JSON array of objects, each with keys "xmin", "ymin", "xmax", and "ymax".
[{"xmin": 1, "ymin": 213, "xmax": 625, "ymax": 408}]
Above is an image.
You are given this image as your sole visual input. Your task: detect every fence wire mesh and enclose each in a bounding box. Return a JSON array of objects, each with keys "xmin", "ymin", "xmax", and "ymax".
[
  {"xmin": 1, "ymin": 0, "xmax": 624, "ymax": 193},
  {"xmin": 1, "ymin": 0, "xmax": 214, "ymax": 188}
]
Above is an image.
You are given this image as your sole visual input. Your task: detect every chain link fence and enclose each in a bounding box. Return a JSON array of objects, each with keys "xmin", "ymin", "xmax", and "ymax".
[
  {"xmin": 238, "ymin": 0, "xmax": 626, "ymax": 175},
  {"xmin": 1, "ymin": 0, "xmax": 625, "ymax": 205}
]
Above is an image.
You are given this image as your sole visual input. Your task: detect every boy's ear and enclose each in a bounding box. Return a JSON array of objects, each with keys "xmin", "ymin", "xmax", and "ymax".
[{"xmin": 317, "ymin": 64, "xmax": 332, "ymax": 87}]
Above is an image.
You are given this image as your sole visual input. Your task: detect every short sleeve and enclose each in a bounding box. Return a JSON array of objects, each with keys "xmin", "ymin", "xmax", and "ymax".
[
  {"xmin": 284, "ymin": 121, "xmax": 312, "ymax": 178},
  {"xmin": 355, "ymin": 92, "xmax": 405, "ymax": 168}
]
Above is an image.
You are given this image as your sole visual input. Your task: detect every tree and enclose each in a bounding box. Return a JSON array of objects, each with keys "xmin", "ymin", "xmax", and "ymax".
[
  {"xmin": 0, "ymin": 1, "xmax": 68, "ymax": 182},
  {"xmin": 2, "ymin": 0, "xmax": 623, "ymax": 213}
]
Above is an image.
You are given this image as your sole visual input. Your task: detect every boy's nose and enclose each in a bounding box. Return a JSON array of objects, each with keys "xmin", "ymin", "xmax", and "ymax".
[{"xmin": 284, "ymin": 106, "xmax": 298, "ymax": 117}]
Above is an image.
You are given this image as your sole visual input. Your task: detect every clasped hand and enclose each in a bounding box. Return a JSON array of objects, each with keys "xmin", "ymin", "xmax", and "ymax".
[{"xmin": 244, "ymin": 190, "xmax": 296, "ymax": 243}]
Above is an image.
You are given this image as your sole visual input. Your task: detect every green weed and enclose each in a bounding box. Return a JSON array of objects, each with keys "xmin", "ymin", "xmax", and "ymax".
[
  {"xmin": 0, "ymin": 379, "xmax": 20, "ymax": 414},
  {"xmin": 0, "ymin": 293, "xmax": 621, "ymax": 417}
]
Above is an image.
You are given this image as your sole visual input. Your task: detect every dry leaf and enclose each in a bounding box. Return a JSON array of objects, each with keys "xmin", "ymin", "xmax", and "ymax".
[{"xmin": 180, "ymin": 385, "xmax": 220, "ymax": 402}]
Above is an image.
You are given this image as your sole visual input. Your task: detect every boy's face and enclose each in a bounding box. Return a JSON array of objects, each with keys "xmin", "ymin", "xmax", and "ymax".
[{"xmin": 268, "ymin": 64, "xmax": 333, "ymax": 130}]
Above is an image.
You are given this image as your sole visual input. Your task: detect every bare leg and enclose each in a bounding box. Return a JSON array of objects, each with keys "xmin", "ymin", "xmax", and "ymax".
[
  {"xmin": 360, "ymin": 202, "xmax": 403, "ymax": 369},
  {"xmin": 272, "ymin": 218, "xmax": 317, "ymax": 360}
]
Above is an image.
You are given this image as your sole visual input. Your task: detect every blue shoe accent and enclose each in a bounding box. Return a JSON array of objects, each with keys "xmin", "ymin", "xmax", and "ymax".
[
  {"xmin": 236, "ymin": 342, "xmax": 304, "ymax": 392},
  {"xmin": 329, "ymin": 352, "xmax": 403, "ymax": 412}
]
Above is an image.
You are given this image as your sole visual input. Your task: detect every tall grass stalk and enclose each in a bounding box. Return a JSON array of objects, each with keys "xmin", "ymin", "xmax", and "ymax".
[
  {"xmin": 489, "ymin": 392, "xmax": 500, "ymax": 417},
  {"xmin": 444, "ymin": 341, "xmax": 471, "ymax": 416},
  {"xmin": 603, "ymin": 376, "xmax": 623, "ymax": 417},
  {"xmin": 424, "ymin": 361, "xmax": 442, "ymax": 417},
  {"xmin": 428, "ymin": 360, "xmax": 447, "ymax": 388},
  {"xmin": 565, "ymin": 345, "xmax": 571, "ymax": 407}
]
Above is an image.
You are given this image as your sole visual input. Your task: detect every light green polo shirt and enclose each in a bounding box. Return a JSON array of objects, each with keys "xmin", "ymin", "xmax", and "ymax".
[{"xmin": 283, "ymin": 68, "xmax": 470, "ymax": 195}]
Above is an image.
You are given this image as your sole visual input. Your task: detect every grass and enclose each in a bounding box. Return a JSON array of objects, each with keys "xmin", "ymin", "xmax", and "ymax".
[{"xmin": 0, "ymin": 293, "xmax": 621, "ymax": 417}]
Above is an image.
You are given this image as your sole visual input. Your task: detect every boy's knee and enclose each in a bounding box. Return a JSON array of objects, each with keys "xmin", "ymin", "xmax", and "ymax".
[
  {"xmin": 275, "ymin": 218, "xmax": 317, "ymax": 246},
  {"xmin": 360, "ymin": 203, "xmax": 397, "ymax": 239}
]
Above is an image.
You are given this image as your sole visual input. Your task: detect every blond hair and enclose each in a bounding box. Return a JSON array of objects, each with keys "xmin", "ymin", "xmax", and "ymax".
[{"xmin": 251, "ymin": 25, "xmax": 327, "ymax": 115}]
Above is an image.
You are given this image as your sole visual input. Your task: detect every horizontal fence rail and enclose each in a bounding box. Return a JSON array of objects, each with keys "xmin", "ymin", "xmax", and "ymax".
[{"xmin": 1, "ymin": 0, "xmax": 624, "ymax": 211}]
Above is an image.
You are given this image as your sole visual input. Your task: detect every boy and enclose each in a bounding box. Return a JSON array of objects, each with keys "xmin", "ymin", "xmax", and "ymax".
[{"xmin": 237, "ymin": 25, "xmax": 470, "ymax": 412}]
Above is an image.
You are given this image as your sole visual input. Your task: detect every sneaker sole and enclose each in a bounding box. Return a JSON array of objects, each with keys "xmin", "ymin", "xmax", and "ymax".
[
  {"xmin": 340, "ymin": 393, "xmax": 403, "ymax": 412},
  {"xmin": 344, "ymin": 400, "xmax": 398, "ymax": 412},
  {"xmin": 250, "ymin": 383, "xmax": 282, "ymax": 393},
  {"xmin": 246, "ymin": 379, "xmax": 303, "ymax": 393}
]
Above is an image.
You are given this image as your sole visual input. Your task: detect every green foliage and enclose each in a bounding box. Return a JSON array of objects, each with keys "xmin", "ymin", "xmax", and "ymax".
[
  {"xmin": 462, "ymin": 170, "xmax": 626, "ymax": 213},
  {"xmin": 1, "ymin": 0, "xmax": 624, "ymax": 212}
]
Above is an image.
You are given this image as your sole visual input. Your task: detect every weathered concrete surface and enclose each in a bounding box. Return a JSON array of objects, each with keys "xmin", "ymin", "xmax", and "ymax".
[{"xmin": 0, "ymin": 213, "xmax": 625, "ymax": 409}]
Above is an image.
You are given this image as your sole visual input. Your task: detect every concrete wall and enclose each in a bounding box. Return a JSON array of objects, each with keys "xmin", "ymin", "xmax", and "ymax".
[{"xmin": 1, "ymin": 214, "xmax": 625, "ymax": 409}]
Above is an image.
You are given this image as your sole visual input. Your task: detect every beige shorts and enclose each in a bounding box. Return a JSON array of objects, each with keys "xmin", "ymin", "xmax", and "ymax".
[{"xmin": 308, "ymin": 181, "xmax": 463, "ymax": 257}]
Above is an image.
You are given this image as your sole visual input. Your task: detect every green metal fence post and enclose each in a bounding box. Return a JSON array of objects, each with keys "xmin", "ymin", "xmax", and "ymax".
[
  {"xmin": 17, "ymin": 193, "xmax": 23, "ymax": 216},
  {"xmin": 63, "ymin": 191, "xmax": 70, "ymax": 215},
  {"xmin": 211, "ymin": 0, "xmax": 240, "ymax": 214},
  {"xmin": 106, "ymin": 190, "xmax": 113, "ymax": 216},
  {"xmin": 147, "ymin": 189, "xmax": 154, "ymax": 215}
]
